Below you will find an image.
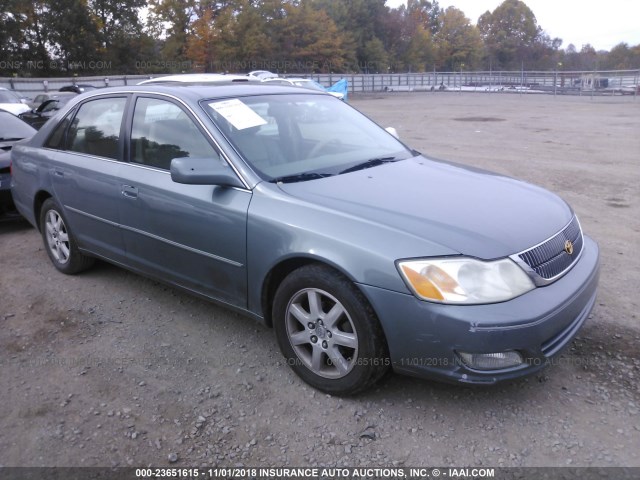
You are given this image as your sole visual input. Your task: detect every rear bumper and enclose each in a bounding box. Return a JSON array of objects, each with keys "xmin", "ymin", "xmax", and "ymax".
[
  {"xmin": 1, "ymin": 173, "xmax": 15, "ymax": 212},
  {"xmin": 359, "ymin": 235, "xmax": 600, "ymax": 385}
]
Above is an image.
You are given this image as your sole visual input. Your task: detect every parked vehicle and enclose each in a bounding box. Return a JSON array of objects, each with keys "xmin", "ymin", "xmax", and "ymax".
[
  {"xmin": 31, "ymin": 93, "xmax": 55, "ymax": 109},
  {"xmin": 0, "ymin": 88, "xmax": 31, "ymax": 115},
  {"xmin": 262, "ymin": 77, "xmax": 345, "ymax": 100},
  {"xmin": 248, "ymin": 70, "xmax": 279, "ymax": 80},
  {"xmin": 138, "ymin": 74, "xmax": 259, "ymax": 85},
  {"xmin": 620, "ymin": 85, "xmax": 640, "ymax": 95},
  {"xmin": 0, "ymin": 110, "xmax": 36, "ymax": 213},
  {"xmin": 31, "ymin": 92, "xmax": 78, "ymax": 109},
  {"xmin": 59, "ymin": 84, "xmax": 98, "ymax": 94},
  {"xmin": 11, "ymin": 84, "xmax": 599, "ymax": 395},
  {"xmin": 19, "ymin": 93, "xmax": 77, "ymax": 129}
]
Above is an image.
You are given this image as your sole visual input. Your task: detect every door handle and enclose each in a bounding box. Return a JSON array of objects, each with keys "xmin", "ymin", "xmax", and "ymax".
[
  {"xmin": 121, "ymin": 184, "xmax": 138, "ymax": 199},
  {"xmin": 53, "ymin": 168, "xmax": 66, "ymax": 177}
]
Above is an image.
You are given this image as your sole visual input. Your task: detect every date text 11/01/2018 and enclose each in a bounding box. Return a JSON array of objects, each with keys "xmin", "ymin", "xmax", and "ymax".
[{"xmin": 134, "ymin": 467, "xmax": 496, "ymax": 478}]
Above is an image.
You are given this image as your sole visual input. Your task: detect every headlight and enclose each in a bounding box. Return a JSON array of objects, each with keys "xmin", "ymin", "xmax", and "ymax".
[{"xmin": 397, "ymin": 257, "xmax": 535, "ymax": 304}]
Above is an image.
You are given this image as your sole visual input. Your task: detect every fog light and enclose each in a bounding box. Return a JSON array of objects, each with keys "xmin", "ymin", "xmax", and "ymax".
[{"xmin": 457, "ymin": 351, "xmax": 523, "ymax": 370}]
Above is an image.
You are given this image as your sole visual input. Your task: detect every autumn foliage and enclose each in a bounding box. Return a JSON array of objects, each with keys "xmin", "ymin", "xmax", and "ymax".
[{"xmin": 1, "ymin": 0, "xmax": 638, "ymax": 76}]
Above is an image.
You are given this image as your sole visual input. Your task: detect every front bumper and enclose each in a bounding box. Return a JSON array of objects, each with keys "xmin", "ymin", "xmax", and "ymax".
[{"xmin": 359, "ymin": 235, "xmax": 600, "ymax": 385}]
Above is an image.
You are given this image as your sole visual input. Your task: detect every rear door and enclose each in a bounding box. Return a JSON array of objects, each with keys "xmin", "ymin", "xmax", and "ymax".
[
  {"xmin": 46, "ymin": 95, "xmax": 128, "ymax": 261},
  {"xmin": 118, "ymin": 95, "xmax": 251, "ymax": 307}
]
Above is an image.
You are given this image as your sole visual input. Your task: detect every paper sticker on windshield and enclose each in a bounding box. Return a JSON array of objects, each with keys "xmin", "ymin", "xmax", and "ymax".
[{"xmin": 208, "ymin": 99, "xmax": 267, "ymax": 130}]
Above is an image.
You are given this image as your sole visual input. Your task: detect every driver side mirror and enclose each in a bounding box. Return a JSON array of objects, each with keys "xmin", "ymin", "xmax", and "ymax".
[{"xmin": 170, "ymin": 157, "xmax": 245, "ymax": 188}]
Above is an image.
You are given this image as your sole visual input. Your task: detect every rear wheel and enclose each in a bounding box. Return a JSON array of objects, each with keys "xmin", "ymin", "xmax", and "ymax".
[
  {"xmin": 273, "ymin": 264, "xmax": 389, "ymax": 395},
  {"xmin": 40, "ymin": 198, "xmax": 94, "ymax": 274}
]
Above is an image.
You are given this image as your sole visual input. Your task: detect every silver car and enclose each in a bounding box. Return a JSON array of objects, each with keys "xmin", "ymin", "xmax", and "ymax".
[
  {"xmin": 11, "ymin": 84, "xmax": 600, "ymax": 395},
  {"xmin": 262, "ymin": 77, "xmax": 345, "ymax": 100}
]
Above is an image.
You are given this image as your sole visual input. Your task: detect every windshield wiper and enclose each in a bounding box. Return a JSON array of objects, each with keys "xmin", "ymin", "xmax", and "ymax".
[
  {"xmin": 338, "ymin": 156, "xmax": 397, "ymax": 175},
  {"xmin": 271, "ymin": 172, "xmax": 333, "ymax": 184},
  {"xmin": 0, "ymin": 137, "xmax": 25, "ymax": 142}
]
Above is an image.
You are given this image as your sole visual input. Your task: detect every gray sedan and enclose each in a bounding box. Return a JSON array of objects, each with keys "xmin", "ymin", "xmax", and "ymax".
[
  {"xmin": 10, "ymin": 84, "xmax": 600, "ymax": 395},
  {"xmin": 1, "ymin": 110, "xmax": 36, "ymax": 213}
]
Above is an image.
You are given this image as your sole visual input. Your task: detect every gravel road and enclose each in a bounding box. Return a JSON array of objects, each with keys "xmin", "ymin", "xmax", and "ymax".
[{"xmin": 1, "ymin": 92, "xmax": 638, "ymax": 468}]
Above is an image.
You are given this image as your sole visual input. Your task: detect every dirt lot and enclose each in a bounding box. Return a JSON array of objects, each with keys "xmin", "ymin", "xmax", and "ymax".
[{"xmin": 1, "ymin": 92, "xmax": 638, "ymax": 468}]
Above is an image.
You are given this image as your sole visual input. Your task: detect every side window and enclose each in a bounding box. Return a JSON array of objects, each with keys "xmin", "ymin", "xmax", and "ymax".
[
  {"xmin": 45, "ymin": 113, "xmax": 72, "ymax": 149},
  {"xmin": 66, "ymin": 97, "xmax": 127, "ymax": 160},
  {"xmin": 130, "ymin": 97, "xmax": 220, "ymax": 170}
]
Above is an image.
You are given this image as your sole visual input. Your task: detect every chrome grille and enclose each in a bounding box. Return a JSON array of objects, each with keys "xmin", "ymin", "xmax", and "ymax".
[{"xmin": 517, "ymin": 216, "xmax": 583, "ymax": 281}]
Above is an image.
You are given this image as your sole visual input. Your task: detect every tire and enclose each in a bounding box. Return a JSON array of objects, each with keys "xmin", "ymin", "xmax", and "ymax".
[
  {"xmin": 40, "ymin": 198, "xmax": 94, "ymax": 274},
  {"xmin": 273, "ymin": 264, "xmax": 390, "ymax": 395}
]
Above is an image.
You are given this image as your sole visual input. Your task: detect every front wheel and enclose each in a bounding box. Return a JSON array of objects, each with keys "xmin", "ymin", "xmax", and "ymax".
[
  {"xmin": 273, "ymin": 264, "xmax": 389, "ymax": 395},
  {"xmin": 40, "ymin": 198, "xmax": 94, "ymax": 274}
]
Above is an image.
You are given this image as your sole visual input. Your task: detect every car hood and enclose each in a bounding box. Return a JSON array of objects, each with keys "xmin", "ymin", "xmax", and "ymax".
[
  {"xmin": 277, "ymin": 156, "xmax": 573, "ymax": 259},
  {"xmin": 0, "ymin": 103, "xmax": 31, "ymax": 115}
]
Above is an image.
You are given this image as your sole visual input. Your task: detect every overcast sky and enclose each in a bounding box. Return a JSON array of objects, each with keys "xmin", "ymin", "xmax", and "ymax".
[{"xmin": 385, "ymin": 0, "xmax": 640, "ymax": 51}]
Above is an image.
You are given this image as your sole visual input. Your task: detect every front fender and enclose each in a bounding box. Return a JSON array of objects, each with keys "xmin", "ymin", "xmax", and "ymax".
[{"xmin": 246, "ymin": 182, "xmax": 456, "ymax": 317}]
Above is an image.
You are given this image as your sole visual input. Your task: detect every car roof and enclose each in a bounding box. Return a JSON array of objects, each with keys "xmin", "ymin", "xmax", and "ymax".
[
  {"xmin": 138, "ymin": 73, "xmax": 259, "ymax": 85},
  {"xmin": 78, "ymin": 83, "xmax": 324, "ymax": 102},
  {"xmin": 46, "ymin": 92, "xmax": 78, "ymax": 98},
  {"xmin": 59, "ymin": 84, "xmax": 97, "ymax": 89},
  {"xmin": 0, "ymin": 108, "xmax": 36, "ymax": 127}
]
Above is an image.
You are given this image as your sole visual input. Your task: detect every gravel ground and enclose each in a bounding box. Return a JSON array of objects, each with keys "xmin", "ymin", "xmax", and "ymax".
[{"xmin": 0, "ymin": 92, "xmax": 638, "ymax": 468}]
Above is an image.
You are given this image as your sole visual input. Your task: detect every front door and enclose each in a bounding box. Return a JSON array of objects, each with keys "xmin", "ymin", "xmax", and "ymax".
[{"xmin": 118, "ymin": 95, "xmax": 251, "ymax": 307}]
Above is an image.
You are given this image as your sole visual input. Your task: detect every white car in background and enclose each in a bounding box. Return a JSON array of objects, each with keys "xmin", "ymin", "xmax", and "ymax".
[
  {"xmin": 620, "ymin": 85, "xmax": 639, "ymax": 95},
  {"xmin": 0, "ymin": 87, "xmax": 31, "ymax": 115},
  {"xmin": 248, "ymin": 70, "xmax": 279, "ymax": 80},
  {"xmin": 138, "ymin": 73, "xmax": 259, "ymax": 85},
  {"xmin": 261, "ymin": 77, "xmax": 345, "ymax": 100}
]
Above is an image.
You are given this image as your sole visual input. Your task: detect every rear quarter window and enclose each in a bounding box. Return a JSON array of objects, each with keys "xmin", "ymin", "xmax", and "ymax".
[{"xmin": 45, "ymin": 113, "xmax": 73, "ymax": 149}]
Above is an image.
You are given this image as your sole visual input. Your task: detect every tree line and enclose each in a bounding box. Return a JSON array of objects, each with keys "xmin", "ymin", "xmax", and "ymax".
[{"xmin": 1, "ymin": 0, "xmax": 639, "ymax": 77}]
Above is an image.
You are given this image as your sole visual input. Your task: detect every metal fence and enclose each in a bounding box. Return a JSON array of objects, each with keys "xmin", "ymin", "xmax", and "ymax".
[
  {"xmin": 1, "ymin": 70, "xmax": 638, "ymax": 98},
  {"xmin": 0, "ymin": 75, "xmax": 150, "ymax": 96},
  {"xmin": 311, "ymin": 70, "xmax": 640, "ymax": 96}
]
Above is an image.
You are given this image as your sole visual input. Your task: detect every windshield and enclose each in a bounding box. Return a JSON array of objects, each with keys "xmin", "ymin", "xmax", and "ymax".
[
  {"xmin": 0, "ymin": 111, "xmax": 36, "ymax": 139},
  {"xmin": 202, "ymin": 94, "xmax": 412, "ymax": 181},
  {"xmin": 0, "ymin": 90, "xmax": 22, "ymax": 103}
]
